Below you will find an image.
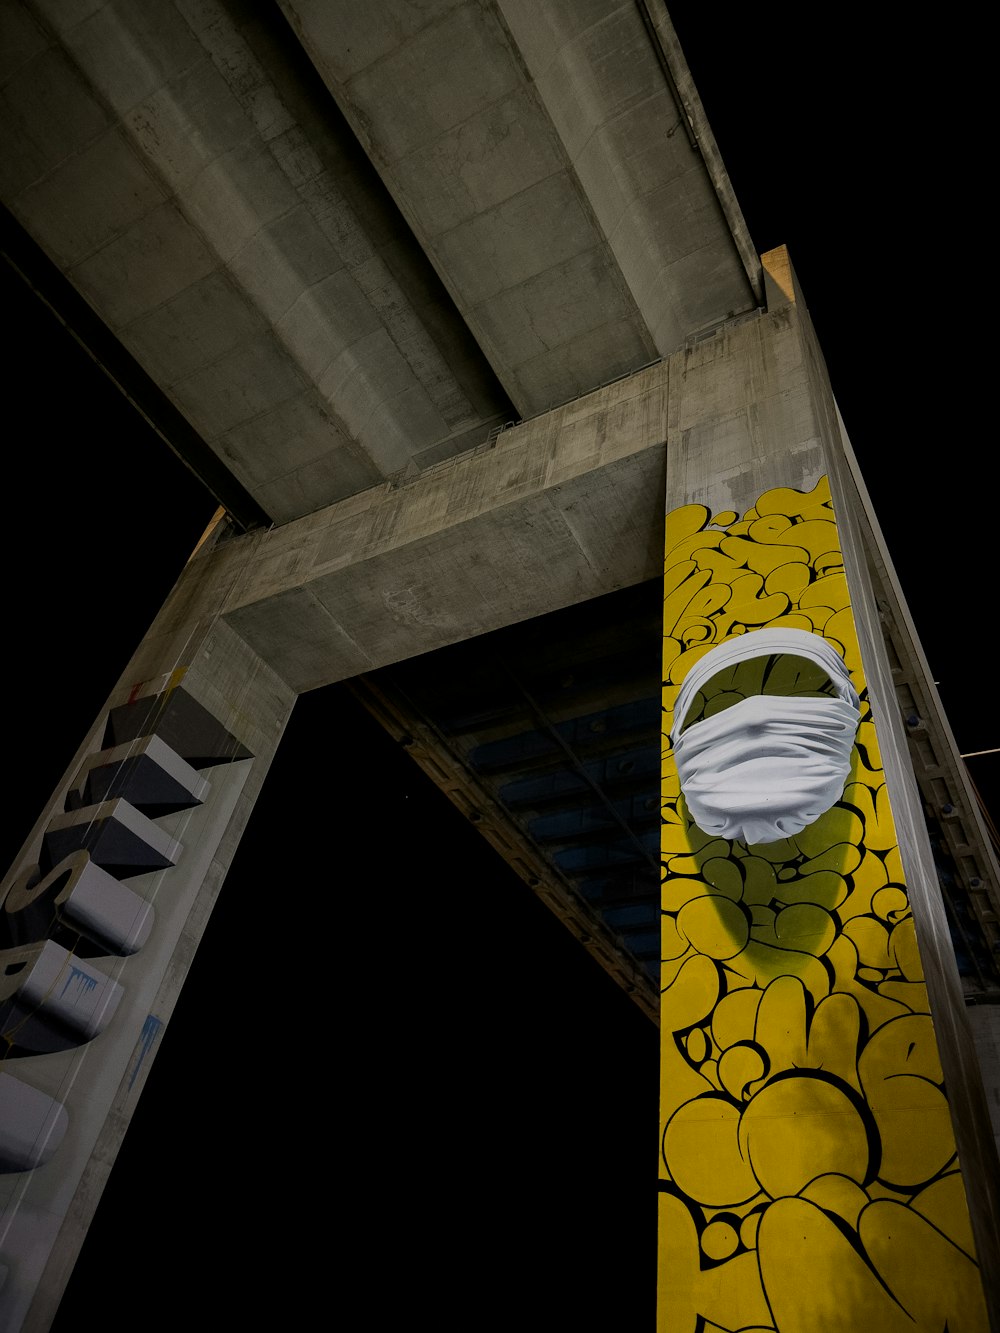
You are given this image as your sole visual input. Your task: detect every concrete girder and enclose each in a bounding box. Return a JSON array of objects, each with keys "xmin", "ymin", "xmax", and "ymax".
[
  {"xmin": 0, "ymin": 584, "xmax": 295, "ymax": 1332},
  {"xmin": 280, "ymin": 0, "xmax": 759, "ymax": 419},
  {"xmin": 1, "ymin": 0, "xmax": 511, "ymax": 522},
  {"xmin": 155, "ymin": 305, "xmax": 804, "ymax": 695}
]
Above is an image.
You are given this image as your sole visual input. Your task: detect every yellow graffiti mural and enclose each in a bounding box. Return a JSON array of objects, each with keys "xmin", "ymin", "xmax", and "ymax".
[{"xmin": 658, "ymin": 477, "xmax": 988, "ymax": 1332}]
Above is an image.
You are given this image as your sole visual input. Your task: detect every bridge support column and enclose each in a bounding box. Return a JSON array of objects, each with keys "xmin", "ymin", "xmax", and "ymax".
[
  {"xmin": 0, "ymin": 513, "xmax": 295, "ymax": 1332},
  {"xmin": 657, "ymin": 248, "xmax": 997, "ymax": 1330}
]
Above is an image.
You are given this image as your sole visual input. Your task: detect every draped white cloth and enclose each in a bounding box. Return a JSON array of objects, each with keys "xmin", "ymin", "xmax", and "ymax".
[{"xmin": 670, "ymin": 629, "xmax": 861, "ymax": 845}]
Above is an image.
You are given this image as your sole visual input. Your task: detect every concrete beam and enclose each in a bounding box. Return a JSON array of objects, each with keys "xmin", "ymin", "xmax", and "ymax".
[
  {"xmin": 281, "ymin": 0, "xmax": 757, "ymax": 417},
  {"xmin": 140, "ymin": 304, "xmax": 803, "ymax": 693},
  {"xmin": 218, "ymin": 371, "xmax": 668, "ymax": 690},
  {"xmin": 2, "ymin": 0, "xmax": 510, "ymax": 522},
  {"xmin": 3, "ymin": 1, "xmax": 757, "ymax": 522},
  {"xmin": 0, "ymin": 511, "xmax": 296, "ymax": 1331}
]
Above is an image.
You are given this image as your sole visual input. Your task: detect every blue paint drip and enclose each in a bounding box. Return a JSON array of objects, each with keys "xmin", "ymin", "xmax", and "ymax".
[
  {"xmin": 60, "ymin": 963, "xmax": 99, "ymax": 1000},
  {"xmin": 128, "ymin": 1013, "xmax": 163, "ymax": 1090}
]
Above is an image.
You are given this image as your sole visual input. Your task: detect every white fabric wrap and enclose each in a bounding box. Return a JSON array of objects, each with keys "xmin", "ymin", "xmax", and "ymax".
[{"xmin": 670, "ymin": 628, "xmax": 861, "ymax": 845}]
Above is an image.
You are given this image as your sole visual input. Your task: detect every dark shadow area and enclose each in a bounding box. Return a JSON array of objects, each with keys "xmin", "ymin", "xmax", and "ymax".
[{"xmin": 51, "ymin": 686, "xmax": 657, "ymax": 1329}]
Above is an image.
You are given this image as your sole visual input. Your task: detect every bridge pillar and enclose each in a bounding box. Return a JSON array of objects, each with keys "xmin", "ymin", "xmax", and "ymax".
[
  {"xmin": 657, "ymin": 247, "xmax": 997, "ymax": 1330},
  {"xmin": 0, "ymin": 513, "xmax": 294, "ymax": 1332}
]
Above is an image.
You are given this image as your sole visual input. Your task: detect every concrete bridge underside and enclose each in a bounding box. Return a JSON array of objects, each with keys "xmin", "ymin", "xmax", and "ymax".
[
  {"xmin": 2, "ymin": 0, "xmax": 758, "ymax": 522},
  {"xmin": 2, "ymin": 4, "xmax": 1000, "ymax": 1328}
]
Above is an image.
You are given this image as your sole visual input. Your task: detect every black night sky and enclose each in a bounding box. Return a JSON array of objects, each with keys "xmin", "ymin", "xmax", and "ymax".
[{"xmin": 2, "ymin": 7, "xmax": 993, "ymax": 1329}]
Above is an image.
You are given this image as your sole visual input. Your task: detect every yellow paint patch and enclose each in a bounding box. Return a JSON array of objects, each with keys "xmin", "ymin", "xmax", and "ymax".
[{"xmin": 659, "ymin": 479, "xmax": 984, "ymax": 1330}]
